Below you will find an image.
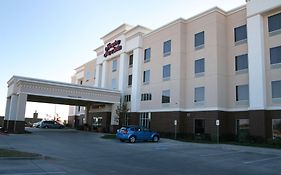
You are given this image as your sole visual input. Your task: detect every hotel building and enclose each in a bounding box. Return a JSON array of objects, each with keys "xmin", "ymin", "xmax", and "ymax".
[{"xmin": 69, "ymin": 0, "xmax": 281, "ymax": 140}]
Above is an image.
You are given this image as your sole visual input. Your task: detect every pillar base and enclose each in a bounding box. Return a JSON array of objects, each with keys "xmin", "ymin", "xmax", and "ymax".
[{"xmin": 3, "ymin": 120, "xmax": 25, "ymax": 134}]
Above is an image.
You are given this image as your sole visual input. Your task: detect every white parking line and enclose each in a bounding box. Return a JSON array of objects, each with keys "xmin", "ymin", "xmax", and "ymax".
[
  {"xmin": 200, "ymin": 151, "xmax": 244, "ymax": 157},
  {"xmin": 244, "ymin": 156, "xmax": 281, "ymax": 164},
  {"xmin": 0, "ymin": 172, "xmax": 66, "ymax": 175}
]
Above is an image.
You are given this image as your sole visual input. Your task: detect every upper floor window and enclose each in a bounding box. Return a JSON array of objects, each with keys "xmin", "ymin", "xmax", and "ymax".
[
  {"xmin": 124, "ymin": 95, "xmax": 131, "ymax": 102},
  {"xmin": 272, "ymin": 80, "xmax": 281, "ymax": 99},
  {"xmin": 234, "ymin": 25, "xmax": 247, "ymax": 44},
  {"xmin": 85, "ymin": 71, "xmax": 91, "ymax": 81},
  {"xmin": 112, "ymin": 78, "xmax": 117, "ymax": 89},
  {"xmin": 162, "ymin": 90, "xmax": 170, "ymax": 103},
  {"xmin": 268, "ymin": 12, "xmax": 281, "ymax": 33},
  {"xmin": 163, "ymin": 40, "xmax": 171, "ymax": 57},
  {"xmin": 112, "ymin": 60, "xmax": 117, "ymax": 72},
  {"xmin": 163, "ymin": 64, "xmax": 171, "ymax": 80},
  {"xmin": 143, "ymin": 70, "xmax": 150, "ymax": 84},
  {"xmin": 195, "ymin": 58, "xmax": 205, "ymax": 74},
  {"xmin": 144, "ymin": 48, "xmax": 151, "ymax": 62},
  {"xmin": 270, "ymin": 46, "xmax": 281, "ymax": 65},
  {"xmin": 235, "ymin": 54, "xmax": 248, "ymax": 71},
  {"xmin": 194, "ymin": 87, "xmax": 205, "ymax": 102},
  {"xmin": 128, "ymin": 75, "xmax": 132, "ymax": 86},
  {"xmin": 129, "ymin": 54, "xmax": 133, "ymax": 67},
  {"xmin": 195, "ymin": 31, "xmax": 204, "ymax": 49},
  {"xmin": 141, "ymin": 93, "xmax": 152, "ymax": 101},
  {"xmin": 236, "ymin": 84, "xmax": 249, "ymax": 101}
]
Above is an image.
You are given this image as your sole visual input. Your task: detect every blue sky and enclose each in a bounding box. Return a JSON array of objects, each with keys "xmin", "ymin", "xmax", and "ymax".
[{"xmin": 0, "ymin": 0, "xmax": 246, "ymax": 120}]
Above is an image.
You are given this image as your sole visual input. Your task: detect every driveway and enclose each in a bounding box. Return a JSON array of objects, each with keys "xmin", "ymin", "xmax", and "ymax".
[{"xmin": 0, "ymin": 128, "xmax": 281, "ymax": 175}]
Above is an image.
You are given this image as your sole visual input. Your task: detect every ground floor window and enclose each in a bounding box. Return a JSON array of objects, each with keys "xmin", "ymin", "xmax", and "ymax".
[
  {"xmin": 272, "ymin": 119, "xmax": 281, "ymax": 140},
  {"xmin": 93, "ymin": 116, "xmax": 102, "ymax": 127},
  {"xmin": 139, "ymin": 112, "xmax": 151, "ymax": 128},
  {"xmin": 194, "ymin": 119, "xmax": 205, "ymax": 134}
]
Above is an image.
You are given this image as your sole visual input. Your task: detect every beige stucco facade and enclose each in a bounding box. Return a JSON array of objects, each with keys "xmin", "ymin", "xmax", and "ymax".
[{"xmin": 70, "ymin": 0, "xmax": 281, "ymax": 140}]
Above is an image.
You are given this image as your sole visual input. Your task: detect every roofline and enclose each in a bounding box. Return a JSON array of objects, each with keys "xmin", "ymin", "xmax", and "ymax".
[
  {"xmin": 144, "ymin": 5, "xmax": 246, "ymax": 38},
  {"xmin": 100, "ymin": 23, "xmax": 133, "ymax": 41}
]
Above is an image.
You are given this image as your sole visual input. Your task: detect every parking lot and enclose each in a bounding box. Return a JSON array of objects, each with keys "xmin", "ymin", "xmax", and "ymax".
[{"xmin": 0, "ymin": 128, "xmax": 281, "ymax": 175}]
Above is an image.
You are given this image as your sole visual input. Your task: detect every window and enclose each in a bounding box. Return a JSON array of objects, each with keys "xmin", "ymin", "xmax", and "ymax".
[
  {"xmin": 93, "ymin": 117, "xmax": 102, "ymax": 127},
  {"xmin": 144, "ymin": 48, "xmax": 151, "ymax": 62},
  {"xmin": 272, "ymin": 119, "xmax": 281, "ymax": 140},
  {"xmin": 272, "ymin": 80, "xmax": 281, "ymax": 99},
  {"xmin": 194, "ymin": 87, "xmax": 205, "ymax": 102},
  {"xmin": 236, "ymin": 119, "xmax": 249, "ymax": 136},
  {"xmin": 112, "ymin": 78, "xmax": 117, "ymax": 89},
  {"xmin": 112, "ymin": 60, "xmax": 117, "ymax": 72},
  {"xmin": 124, "ymin": 95, "xmax": 131, "ymax": 102},
  {"xmin": 129, "ymin": 54, "xmax": 133, "ymax": 67},
  {"xmin": 163, "ymin": 64, "xmax": 171, "ymax": 79},
  {"xmin": 235, "ymin": 54, "xmax": 248, "ymax": 71},
  {"xmin": 85, "ymin": 71, "xmax": 91, "ymax": 81},
  {"xmin": 139, "ymin": 112, "xmax": 151, "ymax": 128},
  {"xmin": 195, "ymin": 119, "xmax": 205, "ymax": 134},
  {"xmin": 234, "ymin": 25, "xmax": 247, "ymax": 43},
  {"xmin": 94, "ymin": 66, "xmax": 97, "ymax": 79},
  {"xmin": 141, "ymin": 93, "xmax": 152, "ymax": 101},
  {"xmin": 236, "ymin": 84, "xmax": 249, "ymax": 101},
  {"xmin": 163, "ymin": 40, "xmax": 171, "ymax": 56},
  {"xmin": 128, "ymin": 75, "xmax": 132, "ymax": 86},
  {"xmin": 162, "ymin": 90, "xmax": 170, "ymax": 103},
  {"xmin": 195, "ymin": 31, "xmax": 204, "ymax": 48},
  {"xmin": 195, "ymin": 58, "xmax": 205, "ymax": 74},
  {"xmin": 270, "ymin": 46, "xmax": 281, "ymax": 65},
  {"xmin": 268, "ymin": 12, "xmax": 281, "ymax": 33},
  {"xmin": 143, "ymin": 70, "xmax": 150, "ymax": 84}
]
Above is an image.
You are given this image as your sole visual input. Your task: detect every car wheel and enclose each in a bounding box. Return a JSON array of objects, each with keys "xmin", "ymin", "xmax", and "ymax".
[
  {"xmin": 129, "ymin": 136, "xmax": 136, "ymax": 143},
  {"xmin": 153, "ymin": 136, "xmax": 159, "ymax": 142}
]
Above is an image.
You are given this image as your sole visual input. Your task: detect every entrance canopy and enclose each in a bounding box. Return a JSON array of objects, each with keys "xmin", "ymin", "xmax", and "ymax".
[{"xmin": 3, "ymin": 76, "xmax": 121, "ymax": 133}]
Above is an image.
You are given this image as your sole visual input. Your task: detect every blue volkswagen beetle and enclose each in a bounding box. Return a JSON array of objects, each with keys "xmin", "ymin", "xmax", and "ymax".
[{"xmin": 116, "ymin": 125, "xmax": 160, "ymax": 143}]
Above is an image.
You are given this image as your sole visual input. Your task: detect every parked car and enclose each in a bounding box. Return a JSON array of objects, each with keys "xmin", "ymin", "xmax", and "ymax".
[
  {"xmin": 25, "ymin": 121, "xmax": 33, "ymax": 127},
  {"xmin": 116, "ymin": 125, "xmax": 160, "ymax": 143},
  {"xmin": 39, "ymin": 120, "xmax": 64, "ymax": 129},
  {"xmin": 33, "ymin": 121, "xmax": 42, "ymax": 128}
]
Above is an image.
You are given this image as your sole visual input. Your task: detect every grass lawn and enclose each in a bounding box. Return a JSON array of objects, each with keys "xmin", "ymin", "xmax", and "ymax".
[{"xmin": 0, "ymin": 149, "xmax": 41, "ymax": 158}]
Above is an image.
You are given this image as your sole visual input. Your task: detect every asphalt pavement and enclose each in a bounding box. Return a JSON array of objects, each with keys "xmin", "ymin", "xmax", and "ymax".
[{"xmin": 0, "ymin": 128, "xmax": 281, "ymax": 175}]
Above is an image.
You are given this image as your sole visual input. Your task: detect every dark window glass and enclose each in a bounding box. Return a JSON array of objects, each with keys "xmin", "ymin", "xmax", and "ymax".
[
  {"xmin": 235, "ymin": 54, "xmax": 248, "ymax": 71},
  {"xmin": 236, "ymin": 85, "xmax": 249, "ymax": 101},
  {"xmin": 163, "ymin": 40, "xmax": 171, "ymax": 56},
  {"xmin": 272, "ymin": 80, "xmax": 281, "ymax": 98},
  {"xmin": 128, "ymin": 75, "xmax": 132, "ymax": 86},
  {"xmin": 143, "ymin": 70, "xmax": 150, "ymax": 83},
  {"xmin": 162, "ymin": 90, "xmax": 170, "ymax": 103},
  {"xmin": 124, "ymin": 95, "xmax": 131, "ymax": 102},
  {"xmin": 163, "ymin": 64, "xmax": 171, "ymax": 79},
  {"xmin": 270, "ymin": 46, "xmax": 281, "ymax": 64},
  {"xmin": 268, "ymin": 12, "xmax": 281, "ymax": 32},
  {"xmin": 195, "ymin": 58, "xmax": 205, "ymax": 74},
  {"xmin": 194, "ymin": 87, "xmax": 205, "ymax": 102},
  {"xmin": 234, "ymin": 25, "xmax": 247, "ymax": 42},
  {"xmin": 195, "ymin": 119, "xmax": 205, "ymax": 134},
  {"xmin": 141, "ymin": 93, "xmax": 152, "ymax": 101},
  {"xmin": 129, "ymin": 54, "xmax": 133, "ymax": 67},
  {"xmin": 195, "ymin": 31, "xmax": 204, "ymax": 47},
  {"xmin": 144, "ymin": 48, "xmax": 151, "ymax": 62}
]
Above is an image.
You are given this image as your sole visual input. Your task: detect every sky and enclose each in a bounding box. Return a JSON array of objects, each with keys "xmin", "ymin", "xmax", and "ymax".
[{"xmin": 0, "ymin": 0, "xmax": 246, "ymax": 120}]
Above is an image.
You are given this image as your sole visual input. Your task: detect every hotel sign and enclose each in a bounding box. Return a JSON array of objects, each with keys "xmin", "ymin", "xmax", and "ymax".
[{"xmin": 104, "ymin": 40, "xmax": 122, "ymax": 57}]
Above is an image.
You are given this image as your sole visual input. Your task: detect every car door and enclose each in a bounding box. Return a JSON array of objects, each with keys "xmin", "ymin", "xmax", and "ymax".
[
  {"xmin": 133, "ymin": 127, "xmax": 144, "ymax": 140},
  {"xmin": 141, "ymin": 127, "xmax": 152, "ymax": 140}
]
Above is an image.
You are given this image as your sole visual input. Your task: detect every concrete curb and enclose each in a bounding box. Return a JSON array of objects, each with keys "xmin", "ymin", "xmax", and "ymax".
[{"xmin": 0, "ymin": 155, "xmax": 50, "ymax": 160}]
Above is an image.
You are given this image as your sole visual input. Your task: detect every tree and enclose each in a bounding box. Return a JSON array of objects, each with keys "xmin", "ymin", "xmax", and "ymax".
[{"xmin": 115, "ymin": 102, "xmax": 130, "ymax": 126}]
